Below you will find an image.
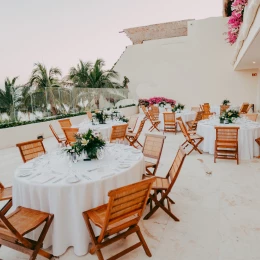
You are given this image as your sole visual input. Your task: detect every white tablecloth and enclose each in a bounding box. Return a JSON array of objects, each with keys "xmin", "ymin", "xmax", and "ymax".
[
  {"xmin": 13, "ymin": 144, "xmax": 144, "ymax": 256},
  {"xmin": 74, "ymin": 120, "xmax": 127, "ymax": 140},
  {"xmin": 158, "ymin": 111, "xmax": 196, "ymax": 130},
  {"xmin": 196, "ymin": 119, "xmax": 260, "ymax": 160}
]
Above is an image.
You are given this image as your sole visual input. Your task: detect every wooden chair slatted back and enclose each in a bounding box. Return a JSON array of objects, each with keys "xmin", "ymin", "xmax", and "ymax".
[
  {"xmin": 202, "ymin": 112, "xmax": 214, "ymax": 120},
  {"xmin": 151, "ymin": 106, "xmax": 159, "ymax": 119},
  {"xmin": 163, "ymin": 112, "xmax": 175, "ymax": 123},
  {"xmin": 220, "ymin": 105, "xmax": 230, "ymax": 115},
  {"xmin": 142, "ymin": 134, "xmax": 166, "ymax": 159},
  {"xmin": 166, "ymin": 147, "xmax": 186, "ymax": 189},
  {"xmin": 133, "ymin": 120, "xmax": 146, "ymax": 141},
  {"xmin": 215, "ymin": 127, "xmax": 239, "ymax": 143},
  {"xmin": 245, "ymin": 113, "xmax": 258, "ymax": 121},
  {"xmin": 141, "ymin": 105, "xmax": 147, "ymax": 114},
  {"xmin": 240, "ymin": 103, "xmax": 250, "ymax": 113},
  {"xmin": 194, "ymin": 111, "xmax": 204, "ymax": 121},
  {"xmin": 87, "ymin": 111, "xmax": 92, "ymax": 120},
  {"xmin": 148, "ymin": 110, "xmax": 156, "ymax": 121},
  {"xmin": 110, "ymin": 124, "xmax": 128, "ymax": 142},
  {"xmin": 16, "ymin": 139, "xmax": 45, "ymax": 163},
  {"xmin": 100, "ymin": 178, "xmax": 155, "ymax": 240},
  {"xmin": 58, "ymin": 118, "xmax": 72, "ymax": 128},
  {"xmin": 128, "ymin": 117, "xmax": 138, "ymax": 131},
  {"xmin": 49, "ymin": 124, "xmax": 60, "ymax": 142},
  {"xmin": 176, "ymin": 117, "xmax": 189, "ymax": 140},
  {"xmin": 191, "ymin": 107, "xmax": 200, "ymax": 112},
  {"xmin": 202, "ymin": 103, "xmax": 210, "ymax": 114},
  {"xmin": 62, "ymin": 127, "xmax": 78, "ymax": 144}
]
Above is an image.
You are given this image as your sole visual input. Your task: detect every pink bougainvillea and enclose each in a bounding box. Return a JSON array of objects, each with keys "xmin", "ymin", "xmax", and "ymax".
[
  {"xmin": 138, "ymin": 97, "xmax": 176, "ymax": 107},
  {"xmin": 227, "ymin": 0, "xmax": 248, "ymax": 45}
]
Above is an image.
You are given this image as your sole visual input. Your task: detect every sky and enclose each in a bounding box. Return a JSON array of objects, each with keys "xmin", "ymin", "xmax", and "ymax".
[{"xmin": 0, "ymin": 0, "xmax": 222, "ymax": 87}]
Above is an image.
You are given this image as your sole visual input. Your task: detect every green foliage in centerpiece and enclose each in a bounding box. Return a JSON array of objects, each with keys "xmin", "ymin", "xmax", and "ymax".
[
  {"xmin": 94, "ymin": 110, "xmax": 108, "ymax": 124},
  {"xmin": 222, "ymin": 99, "xmax": 230, "ymax": 105},
  {"xmin": 220, "ymin": 109, "xmax": 240, "ymax": 123},
  {"xmin": 117, "ymin": 115, "xmax": 129, "ymax": 123},
  {"xmin": 172, "ymin": 103, "xmax": 185, "ymax": 112},
  {"xmin": 66, "ymin": 129, "xmax": 105, "ymax": 159}
]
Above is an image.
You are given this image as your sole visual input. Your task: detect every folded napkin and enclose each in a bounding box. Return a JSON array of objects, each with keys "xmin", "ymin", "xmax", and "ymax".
[{"xmin": 33, "ymin": 175, "xmax": 56, "ymax": 184}]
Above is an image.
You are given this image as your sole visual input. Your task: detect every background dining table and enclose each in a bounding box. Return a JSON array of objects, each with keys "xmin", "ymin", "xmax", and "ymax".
[
  {"xmin": 13, "ymin": 144, "xmax": 145, "ymax": 256},
  {"xmin": 196, "ymin": 118, "xmax": 260, "ymax": 160}
]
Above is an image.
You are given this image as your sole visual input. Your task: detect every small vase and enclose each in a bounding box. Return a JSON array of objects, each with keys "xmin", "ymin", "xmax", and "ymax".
[
  {"xmin": 224, "ymin": 119, "xmax": 229, "ymax": 124},
  {"xmin": 83, "ymin": 151, "xmax": 91, "ymax": 161}
]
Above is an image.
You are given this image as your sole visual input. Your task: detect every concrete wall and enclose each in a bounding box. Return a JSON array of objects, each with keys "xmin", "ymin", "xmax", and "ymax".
[
  {"xmin": 114, "ymin": 17, "xmax": 259, "ymax": 108},
  {"xmin": 0, "ymin": 106, "xmax": 138, "ymax": 149}
]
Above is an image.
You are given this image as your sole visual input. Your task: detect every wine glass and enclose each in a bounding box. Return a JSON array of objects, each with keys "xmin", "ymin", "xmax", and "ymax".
[{"xmin": 97, "ymin": 149, "xmax": 105, "ymax": 160}]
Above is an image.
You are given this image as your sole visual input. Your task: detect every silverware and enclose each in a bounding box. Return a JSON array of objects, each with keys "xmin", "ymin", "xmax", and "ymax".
[
  {"xmin": 87, "ymin": 168, "xmax": 99, "ymax": 172},
  {"xmin": 53, "ymin": 177, "xmax": 65, "ymax": 183},
  {"xmin": 83, "ymin": 175, "xmax": 92, "ymax": 180},
  {"xmin": 28, "ymin": 173, "xmax": 41, "ymax": 180}
]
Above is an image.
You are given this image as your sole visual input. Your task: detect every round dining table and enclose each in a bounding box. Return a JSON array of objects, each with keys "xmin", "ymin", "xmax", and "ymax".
[
  {"xmin": 158, "ymin": 110, "xmax": 196, "ymax": 131},
  {"xmin": 210, "ymin": 105, "xmax": 240, "ymax": 115},
  {"xmin": 13, "ymin": 144, "xmax": 145, "ymax": 256},
  {"xmin": 196, "ymin": 118, "xmax": 260, "ymax": 160},
  {"xmin": 74, "ymin": 119, "xmax": 127, "ymax": 140}
]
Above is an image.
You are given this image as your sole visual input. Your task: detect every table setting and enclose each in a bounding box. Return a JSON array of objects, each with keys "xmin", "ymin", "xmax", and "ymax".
[
  {"xmin": 196, "ymin": 114, "xmax": 260, "ymax": 160},
  {"xmin": 13, "ymin": 137, "xmax": 145, "ymax": 256}
]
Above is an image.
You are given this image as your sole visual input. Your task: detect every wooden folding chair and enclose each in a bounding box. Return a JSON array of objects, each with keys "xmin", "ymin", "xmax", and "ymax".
[
  {"xmin": 49, "ymin": 124, "xmax": 66, "ymax": 144},
  {"xmin": 82, "ymin": 178, "xmax": 155, "ymax": 260},
  {"xmin": 177, "ymin": 120, "xmax": 204, "ymax": 155},
  {"xmin": 150, "ymin": 105, "xmax": 159, "ymax": 120},
  {"xmin": 110, "ymin": 124, "xmax": 128, "ymax": 143},
  {"xmin": 147, "ymin": 110, "xmax": 160, "ymax": 132},
  {"xmin": 191, "ymin": 107, "xmax": 200, "ymax": 112},
  {"xmin": 220, "ymin": 105, "xmax": 230, "ymax": 115},
  {"xmin": 214, "ymin": 126, "xmax": 239, "ymax": 164},
  {"xmin": 16, "ymin": 139, "xmax": 46, "ymax": 163},
  {"xmin": 202, "ymin": 112, "xmax": 214, "ymax": 120},
  {"xmin": 176, "ymin": 117, "xmax": 195, "ymax": 134},
  {"xmin": 239, "ymin": 103, "xmax": 252, "ymax": 114},
  {"xmin": 125, "ymin": 119, "xmax": 146, "ymax": 148},
  {"xmin": 201, "ymin": 103, "xmax": 210, "ymax": 113},
  {"xmin": 186, "ymin": 111, "xmax": 203, "ymax": 131},
  {"xmin": 143, "ymin": 146, "xmax": 186, "ymax": 221},
  {"xmin": 143, "ymin": 133, "xmax": 166, "ymax": 175},
  {"xmin": 62, "ymin": 127, "xmax": 79, "ymax": 145},
  {"xmin": 163, "ymin": 112, "xmax": 177, "ymax": 134},
  {"xmin": 0, "ymin": 182, "xmax": 12, "ymax": 215},
  {"xmin": 127, "ymin": 116, "xmax": 138, "ymax": 133},
  {"xmin": 0, "ymin": 206, "xmax": 54, "ymax": 260},
  {"xmin": 87, "ymin": 111, "xmax": 93, "ymax": 120},
  {"xmin": 58, "ymin": 118, "xmax": 72, "ymax": 128},
  {"xmin": 245, "ymin": 113, "xmax": 258, "ymax": 121},
  {"xmin": 141, "ymin": 105, "xmax": 148, "ymax": 120}
]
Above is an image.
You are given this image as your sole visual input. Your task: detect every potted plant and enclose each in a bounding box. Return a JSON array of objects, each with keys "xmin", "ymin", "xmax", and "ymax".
[
  {"xmin": 222, "ymin": 99, "xmax": 230, "ymax": 105},
  {"xmin": 172, "ymin": 103, "xmax": 185, "ymax": 113},
  {"xmin": 66, "ymin": 129, "xmax": 105, "ymax": 160},
  {"xmin": 223, "ymin": 109, "xmax": 240, "ymax": 123}
]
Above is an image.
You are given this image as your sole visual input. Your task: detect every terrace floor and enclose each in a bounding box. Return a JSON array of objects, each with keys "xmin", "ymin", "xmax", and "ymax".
[{"xmin": 1, "ymin": 115, "xmax": 260, "ymax": 260}]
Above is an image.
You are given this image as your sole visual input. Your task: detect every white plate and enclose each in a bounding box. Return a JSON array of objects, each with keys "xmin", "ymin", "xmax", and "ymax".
[
  {"xmin": 67, "ymin": 176, "xmax": 80, "ymax": 183},
  {"xmin": 119, "ymin": 164, "xmax": 131, "ymax": 169}
]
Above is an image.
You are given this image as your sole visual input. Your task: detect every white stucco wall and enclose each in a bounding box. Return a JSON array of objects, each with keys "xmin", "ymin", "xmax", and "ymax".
[{"xmin": 114, "ymin": 17, "xmax": 259, "ymax": 109}]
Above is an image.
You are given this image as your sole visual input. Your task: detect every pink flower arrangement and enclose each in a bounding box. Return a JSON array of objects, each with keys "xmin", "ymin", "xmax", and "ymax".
[
  {"xmin": 139, "ymin": 97, "xmax": 176, "ymax": 107},
  {"xmin": 226, "ymin": 0, "xmax": 248, "ymax": 45}
]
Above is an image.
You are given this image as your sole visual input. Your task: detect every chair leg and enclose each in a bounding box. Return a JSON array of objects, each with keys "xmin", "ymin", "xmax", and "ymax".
[
  {"xmin": 33, "ymin": 215, "xmax": 54, "ymax": 260},
  {"xmin": 168, "ymin": 197, "xmax": 175, "ymax": 204},
  {"xmin": 136, "ymin": 228, "xmax": 152, "ymax": 257}
]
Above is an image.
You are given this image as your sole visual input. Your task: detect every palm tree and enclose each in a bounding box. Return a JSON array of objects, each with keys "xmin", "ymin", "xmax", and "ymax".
[
  {"xmin": 29, "ymin": 63, "xmax": 62, "ymax": 115},
  {"xmin": 87, "ymin": 59, "xmax": 120, "ymax": 88},
  {"xmin": 68, "ymin": 60, "xmax": 92, "ymax": 88},
  {"xmin": 0, "ymin": 77, "xmax": 19, "ymax": 120}
]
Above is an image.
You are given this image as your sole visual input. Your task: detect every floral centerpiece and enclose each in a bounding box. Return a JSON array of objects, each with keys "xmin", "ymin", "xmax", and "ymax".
[
  {"xmin": 220, "ymin": 109, "xmax": 240, "ymax": 123},
  {"xmin": 138, "ymin": 97, "xmax": 176, "ymax": 107},
  {"xmin": 226, "ymin": 0, "xmax": 248, "ymax": 45},
  {"xmin": 66, "ymin": 129, "xmax": 105, "ymax": 159},
  {"xmin": 93, "ymin": 110, "xmax": 108, "ymax": 124},
  {"xmin": 222, "ymin": 99, "xmax": 230, "ymax": 105},
  {"xmin": 172, "ymin": 103, "xmax": 185, "ymax": 112}
]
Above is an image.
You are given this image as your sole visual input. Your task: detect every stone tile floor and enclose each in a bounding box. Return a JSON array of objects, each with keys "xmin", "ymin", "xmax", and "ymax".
[{"xmin": 1, "ymin": 119, "xmax": 260, "ymax": 260}]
